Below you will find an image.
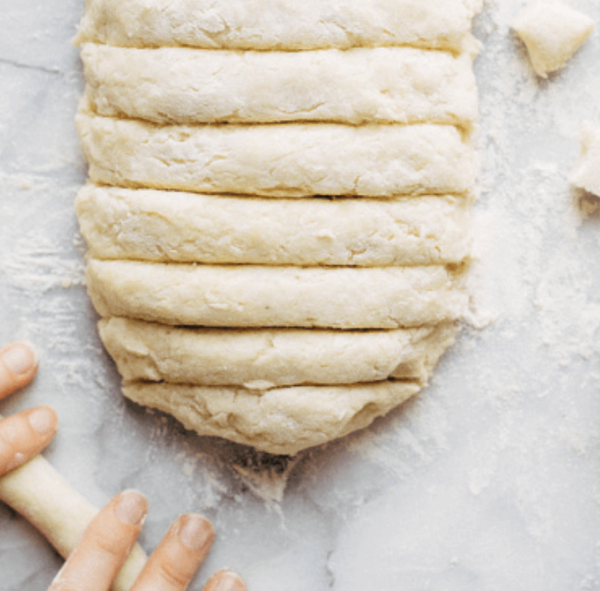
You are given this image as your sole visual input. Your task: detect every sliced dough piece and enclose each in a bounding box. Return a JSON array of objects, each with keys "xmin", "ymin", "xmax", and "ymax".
[
  {"xmin": 0, "ymin": 451, "xmax": 147, "ymax": 591},
  {"xmin": 513, "ymin": 0, "xmax": 594, "ymax": 78},
  {"xmin": 123, "ymin": 380, "xmax": 422, "ymax": 455},
  {"xmin": 99, "ymin": 317, "xmax": 459, "ymax": 388},
  {"xmin": 571, "ymin": 124, "xmax": 600, "ymax": 196},
  {"xmin": 81, "ymin": 44, "xmax": 478, "ymax": 128},
  {"xmin": 77, "ymin": 114, "xmax": 476, "ymax": 198},
  {"xmin": 76, "ymin": 185, "xmax": 473, "ymax": 267},
  {"xmin": 75, "ymin": 0, "xmax": 482, "ymax": 54},
  {"xmin": 86, "ymin": 259, "xmax": 468, "ymax": 329}
]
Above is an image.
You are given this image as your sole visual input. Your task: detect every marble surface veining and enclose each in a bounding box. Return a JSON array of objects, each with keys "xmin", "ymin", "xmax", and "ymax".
[{"xmin": 3, "ymin": 1, "xmax": 600, "ymax": 589}]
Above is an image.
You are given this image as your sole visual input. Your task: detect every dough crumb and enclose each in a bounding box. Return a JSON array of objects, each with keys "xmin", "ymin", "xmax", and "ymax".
[
  {"xmin": 571, "ymin": 124, "xmax": 600, "ymax": 198},
  {"xmin": 512, "ymin": 0, "xmax": 594, "ymax": 78}
]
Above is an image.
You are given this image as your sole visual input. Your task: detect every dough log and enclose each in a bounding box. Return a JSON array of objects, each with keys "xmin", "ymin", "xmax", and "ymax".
[
  {"xmin": 81, "ymin": 44, "xmax": 478, "ymax": 127},
  {"xmin": 75, "ymin": 0, "xmax": 482, "ymax": 53},
  {"xmin": 77, "ymin": 114, "xmax": 476, "ymax": 198},
  {"xmin": 99, "ymin": 317, "xmax": 459, "ymax": 388},
  {"xmin": 0, "ymin": 450, "xmax": 147, "ymax": 591},
  {"xmin": 76, "ymin": 185, "xmax": 473, "ymax": 267},
  {"xmin": 86, "ymin": 259, "xmax": 468, "ymax": 329},
  {"xmin": 123, "ymin": 380, "xmax": 422, "ymax": 455}
]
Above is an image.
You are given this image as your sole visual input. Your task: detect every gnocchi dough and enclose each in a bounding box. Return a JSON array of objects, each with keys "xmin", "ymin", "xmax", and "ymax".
[
  {"xmin": 75, "ymin": 0, "xmax": 481, "ymax": 454},
  {"xmin": 99, "ymin": 317, "xmax": 459, "ymax": 388},
  {"xmin": 75, "ymin": 0, "xmax": 482, "ymax": 53},
  {"xmin": 513, "ymin": 0, "xmax": 594, "ymax": 78},
  {"xmin": 76, "ymin": 185, "xmax": 473, "ymax": 267},
  {"xmin": 77, "ymin": 114, "xmax": 476, "ymax": 198},
  {"xmin": 81, "ymin": 44, "xmax": 478, "ymax": 127},
  {"xmin": 571, "ymin": 124, "xmax": 600, "ymax": 197},
  {"xmin": 123, "ymin": 380, "xmax": 422, "ymax": 456},
  {"xmin": 86, "ymin": 259, "xmax": 468, "ymax": 329}
]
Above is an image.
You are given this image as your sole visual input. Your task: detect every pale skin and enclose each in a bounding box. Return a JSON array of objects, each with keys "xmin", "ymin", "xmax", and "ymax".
[{"xmin": 0, "ymin": 341, "xmax": 246, "ymax": 591}]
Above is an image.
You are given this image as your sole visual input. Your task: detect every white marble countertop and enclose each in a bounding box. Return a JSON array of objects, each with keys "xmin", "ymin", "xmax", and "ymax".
[{"xmin": 2, "ymin": 1, "xmax": 600, "ymax": 589}]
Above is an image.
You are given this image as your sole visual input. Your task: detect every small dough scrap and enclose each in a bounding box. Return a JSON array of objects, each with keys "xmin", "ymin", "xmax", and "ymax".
[
  {"xmin": 75, "ymin": 0, "xmax": 482, "ymax": 54},
  {"xmin": 86, "ymin": 259, "xmax": 468, "ymax": 329},
  {"xmin": 571, "ymin": 124, "xmax": 600, "ymax": 196},
  {"xmin": 99, "ymin": 317, "xmax": 459, "ymax": 388},
  {"xmin": 513, "ymin": 0, "xmax": 594, "ymax": 78},
  {"xmin": 123, "ymin": 380, "xmax": 422, "ymax": 455},
  {"xmin": 76, "ymin": 185, "xmax": 473, "ymax": 267},
  {"xmin": 77, "ymin": 113, "xmax": 476, "ymax": 198},
  {"xmin": 81, "ymin": 44, "xmax": 478, "ymax": 127}
]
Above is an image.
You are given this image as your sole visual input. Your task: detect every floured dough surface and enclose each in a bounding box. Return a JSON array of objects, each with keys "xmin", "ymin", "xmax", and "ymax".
[
  {"xmin": 513, "ymin": 0, "xmax": 594, "ymax": 78},
  {"xmin": 76, "ymin": 185, "xmax": 473, "ymax": 267},
  {"xmin": 77, "ymin": 114, "xmax": 476, "ymax": 197},
  {"xmin": 81, "ymin": 44, "xmax": 478, "ymax": 127},
  {"xmin": 99, "ymin": 317, "xmax": 459, "ymax": 388},
  {"xmin": 123, "ymin": 380, "xmax": 422, "ymax": 455},
  {"xmin": 86, "ymin": 259, "xmax": 468, "ymax": 329},
  {"xmin": 571, "ymin": 124, "xmax": 600, "ymax": 197},
  {"xmin": 75, "ymin": 0, "xmax": 482, "ymax": 53}
]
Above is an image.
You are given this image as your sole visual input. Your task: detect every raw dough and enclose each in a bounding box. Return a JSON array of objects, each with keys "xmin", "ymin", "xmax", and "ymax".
[
  {"xmin": 75, "ymin": 0, "xmax": 482, "ymax": 53},
  {"xmin": 123, "ymin": 380, "xmax": 422, "ymax": 455},
  {"xmin": 513, "ymin": 0, "xmax": 594, "ymax": 78},
  {"xmin": 86, "ymin": 259, "xmax": 468, "ymax": 329},
  {"xmin": 99, "ymin": 317, "xmax": 459, "ymax": 388},
  {"xmin": 571, "ymin": 124, "xmax": 600, "ymax": 196},
  {"xmin": 76, "ymin": 114, "xmax": 476, "ymax": 197},
  {"xmin": 0, "ymin": 450, "xmax": 146, "ymax": 591},
  {"xmin": 76, "ymin": 185, "xmax": 473, "ymax": 267},
  {"xmin": 81, "ymin": 44, "xmax": 478, "ymax": 127}
]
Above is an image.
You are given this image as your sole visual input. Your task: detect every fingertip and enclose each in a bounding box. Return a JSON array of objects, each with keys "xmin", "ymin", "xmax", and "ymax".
[
  {"xmin": 27, "ymin": 406, "xmax": 58, "ymax": 437},
  {"xmin": 115, "ymin": 490, "xmax": 149, "ymax": 527},
  {"xmin": 204, "ymin": 570, "xmax": 247, "ymax": 591},
  {"xmin": 177, "ymin": 513, "xmax": 215, "ymax": 552},
  {"xmin": 0, "ymin": 342, "xmax": 39, "ymax": 398}
]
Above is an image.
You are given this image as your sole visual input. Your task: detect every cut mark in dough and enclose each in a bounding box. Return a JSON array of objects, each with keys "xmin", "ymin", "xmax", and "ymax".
[
  {"xmin": 99, "ymin": 317, "xmax": 459, "ymax": 388},
  {"xmin": 81, "ymin": 44, "xmax": 478, "ymax": 127},
  {"xmin": 76, "ymin": 113, "xmax": 476, "ymax": 198},
  {"xmin": 513, "ymin": 0, "xmax": 594, "ymax": 78},
  {"xmin": 123, "ymin": 380, "xmax": 422, "ymax": 455},
  {"xmin": 76, "ymin": 185, "xmax": 473, "ymax": 267},
  {"xmin": 86, "ymin": 259, "xmax": 469, "ymax": 329},
  {"xmin": 75, "ymin": 0, "xmax": 483, "ymax": 54}
]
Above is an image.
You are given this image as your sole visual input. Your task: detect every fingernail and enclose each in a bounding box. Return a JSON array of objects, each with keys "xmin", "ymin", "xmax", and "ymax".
[
  {"xmin": 2, "ymin": 343, "xmax": 37, "ymax": 375},
  {"xmin": 115, "ymin": 491, "xmax": 148, "ymax": 526},
  {"xmin": 204, "ymin": 570, "xmax": 247, "ymax": 591},
  {"xmin": 178, "ymin": 514, "xmax": 214, "ymax": 551},
  {"xmin": 28, "ymin": 407, "xmax": 57, "ymax": 436}
]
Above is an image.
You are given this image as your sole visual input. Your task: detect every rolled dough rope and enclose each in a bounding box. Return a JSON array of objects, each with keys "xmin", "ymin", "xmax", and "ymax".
[
  {"xmin": 99, "ymin": 317, "xmax": 459, "ymax": 388},
  {"xmin": 86, "ymin": 259, "xmax": 468, "ymax": 329},
  {"xmin": 76, "ymin": 185, "xmax": 473, "ymax": 267},
  {"xmin": 76, "ymin": 114, "xmax": 476, "ymax": 198},
  {"xmin": 80, "ymin": 44, "xmax": 478, "ymax": 128},
  {"xmin": 122, "ymin": 380, "xmax": 422, "ymax": 455},
  {"xmin": 0, "ymin": 446, "xmax": 147, "ymax": 591},
  {"xmin": 74, "ymin": 0, "xmax": 482, "ymax": 54}
]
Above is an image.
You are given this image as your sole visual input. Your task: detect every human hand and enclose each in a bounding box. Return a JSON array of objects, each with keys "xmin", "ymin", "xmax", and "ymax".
[
  {"xmin": 48, "ymin": 490, "xmax": 247, "ymax": 591},
  {"xmin": 0, "ymin": 342, "xmax": 58, "ymax": 476}
]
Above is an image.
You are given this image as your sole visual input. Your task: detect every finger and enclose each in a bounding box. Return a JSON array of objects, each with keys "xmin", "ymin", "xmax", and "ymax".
[
  {"xmin": 0, "ymin": 406, "xmax": 58, "ymax": 476},
  {"xmin": 131, "ymin": 513, "xmax": 214, "ymax": 591},
  {"xmin": 203, "ymin": 570, "xmax": 248, "ymax": 591},
  {"xmin": 0, "ymin": 342, "xmax": 38, "ymax": 400},
  {"xmin": 49, "ymin": 490, "xmax": 148, "ymax": 591}
]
